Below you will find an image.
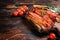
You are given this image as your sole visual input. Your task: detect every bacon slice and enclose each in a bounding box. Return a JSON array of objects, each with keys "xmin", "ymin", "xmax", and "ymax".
[
  {"xmin": 26, "ymin": 12, "xmax": 53, "ymax": 31},
  {"xmin": 35, "ymin": 9, "xmax": 43, "ymax": 16},
  {"xmin": 56, "ymin": 15, "xmax": 60, "ymax": 23},
  {"xmin": 46, "ymin": 10, "xmax": 57, "ymax": 19},
  {"xmin": 43, "ymin": 15, "xmax": 54, "ymax": 27}
]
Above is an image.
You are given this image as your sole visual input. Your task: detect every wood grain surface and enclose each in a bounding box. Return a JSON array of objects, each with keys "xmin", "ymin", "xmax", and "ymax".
[{"xmin": 0, "ymin": 18, "xmax": 48, "ymax": 40}]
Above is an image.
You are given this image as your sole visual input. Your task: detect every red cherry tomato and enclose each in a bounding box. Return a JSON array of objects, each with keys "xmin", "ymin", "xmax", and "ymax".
[
  {"xmin": 17, "ymin": 9, "xmax": 21, "ymax": 13},
  {"xmin": 18, "ymin": 10, "xmax": 24, "ymax": 16},
  {"xmin": 49, "ymin": 33, "xmax": 56, "ymax": 39},
  {"xmin": 20, "ymin": 7, "xmax": 26, "ymax": 12},
  {"xmin": 13, "ymin": 11, "xmax": 18, "ymax": 16},
  {"xmin": 23, "ymin": 5, "xmax": 28, "ymax": 10}
]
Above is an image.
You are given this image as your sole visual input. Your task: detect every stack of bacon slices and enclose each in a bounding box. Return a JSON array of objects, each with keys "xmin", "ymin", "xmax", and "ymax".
[{"xmin": 25, "ymin": 5, "xmax": 60, "ymax": 32}]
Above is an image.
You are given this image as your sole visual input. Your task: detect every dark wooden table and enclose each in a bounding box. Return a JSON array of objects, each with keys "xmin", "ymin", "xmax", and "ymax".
[{"xmin": 0, "ymin": 18, "xmax": 48, "ymax": 40}]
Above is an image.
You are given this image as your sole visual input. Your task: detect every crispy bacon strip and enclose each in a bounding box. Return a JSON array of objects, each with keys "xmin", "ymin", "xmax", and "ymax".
[
  {"xmin": 43, "ymin": 15, "xmax": 54, "ymax": 27},
  {"xmin": 46, "ymin": 10, "xmax": 57, "ymax": 19},
  {"xmin": 35, "ymin": 9, "xmax": 43, "ymax": 16},
  {"xmin": 26, "ymin": 12, "xmax": 53, "ymax": 31}
]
